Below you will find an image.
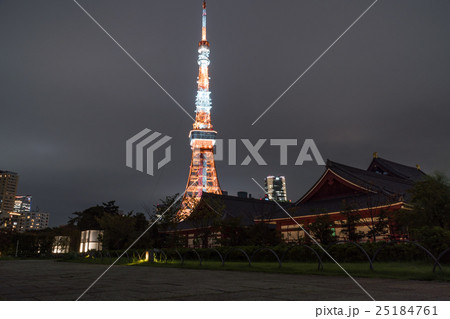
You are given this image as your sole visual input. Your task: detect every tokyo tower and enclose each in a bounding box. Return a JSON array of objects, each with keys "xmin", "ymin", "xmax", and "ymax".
[{"xmin": 181, "ymin": 0, "xmax": 222, "ymax": 217}]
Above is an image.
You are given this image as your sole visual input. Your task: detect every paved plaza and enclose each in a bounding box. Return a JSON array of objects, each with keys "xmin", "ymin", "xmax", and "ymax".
[{"xmin": 0, "ymin": 260, "xmax": 449, "ymax": 301}]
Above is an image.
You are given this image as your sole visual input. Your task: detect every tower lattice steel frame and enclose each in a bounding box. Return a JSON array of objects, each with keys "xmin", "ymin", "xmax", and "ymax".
[{"xmin": 181, "ymin": 0, "xmax": 222, "ymax": 217}]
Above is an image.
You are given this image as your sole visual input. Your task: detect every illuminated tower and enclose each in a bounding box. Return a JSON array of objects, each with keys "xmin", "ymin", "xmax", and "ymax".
[{"xmin": 181, "ymin": 0, "xmax": 221, "ymax": 216}]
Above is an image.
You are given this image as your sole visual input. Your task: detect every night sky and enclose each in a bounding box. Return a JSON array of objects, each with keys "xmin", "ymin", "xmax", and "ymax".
[{"xmin": 1, "ymin": 0, "xmax": 449, "ymax": 226}]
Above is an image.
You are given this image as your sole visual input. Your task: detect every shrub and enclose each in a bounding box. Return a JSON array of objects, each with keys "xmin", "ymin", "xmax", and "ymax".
[{"xmin": 411, "ymin": 226, "xmax": 450, "ymax": 260}]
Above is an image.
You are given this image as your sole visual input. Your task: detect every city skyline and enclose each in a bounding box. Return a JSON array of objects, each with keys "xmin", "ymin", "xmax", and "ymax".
[{"xmin": 1, "ymin": 0, "xmax": 450, "ymax": 227}]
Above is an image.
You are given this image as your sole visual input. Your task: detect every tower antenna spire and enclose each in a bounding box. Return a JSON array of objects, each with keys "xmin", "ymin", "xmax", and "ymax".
[{"xmin": 202, "ymin": 0, "xmax": 207, "ymax": 41}]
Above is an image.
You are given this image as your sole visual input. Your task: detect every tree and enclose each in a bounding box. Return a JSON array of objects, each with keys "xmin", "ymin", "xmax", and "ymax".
[
  {"xmin": 339, "ymin": 202, "xmax": 364, "ymax": 242},
  {"xmin": 0, "ymin": 229, "xmax": 14, "ymax": 256},
  {"xmin": 96, "ymin": 211, "xmax": 154, "ymax": 251},
  {"xmin": 409, "ymin": 173, "xmax": 450, "ymax": 229},
  {"xmin": 245, "ymin": 223, "xmax": 283, "ymax": 246},
  {"xmin": 96, "ymin": 213, "xmax": 136, "ymax": 250},
  {"xmin": 412, "ymin": 226, "xmax": 450, "ymax": 257},
  {"xmin": 394, "ymin": 173, "xmax": 450, "ymax": 240},
  {"xmin": 240, "ymin": 201, "xmax": 283, "ymax": 246},
  {"xmin": 52, "ymin": 224, "xmax": 80, "ymax": 252},
  {"xmin": 102, "ymin": 200, "xmax": 120, "ymax": 215},
  {"xmin": 68, "ymin": 201, "xmax": 155, "ymax": 251},
  {"xmin": 144, "ymin": 194, "xmax": 183, "ymax": 248},
  {"xmin": 11, "ymin": 229, "xmax": 55, "ymax": 256},
  {"xmin": 68, "ymin": 201, "xmax": 122, "ymax": 230},
  {"xmin": 186, "ymin": 197, "xmax": 223, "ymax": 248},
  {"xmin": 148, "ymin": 194, "xmax": 182, "ymax": 230},
  {"xmin": 308, "ymin": 213, "xmax": 336, "ymax": 245},
  {"xmin": 347, "ymin": 195, "xmax": 391, "ymax": 242},
  {"xmin": 133, "ymin": 212, "xmax": 148, "ymax": 233},
  {"xmin": 52, "ymin": 235, "xmax": 71, "ymax": 253},
  {"xmin": 216, "ymin": 216, "xmax": 249, "ymax": 246},
  {"xmin": 365, "ymin": 209, "xmax": 389, "ymax": 242}
]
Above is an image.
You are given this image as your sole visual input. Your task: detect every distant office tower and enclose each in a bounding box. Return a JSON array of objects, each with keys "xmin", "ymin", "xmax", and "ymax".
[
  {"xmin": 0, "ymin": 171, "xmax": 19, "ymax": 215},
  {"xmin": 265, "ymin": 176, "xmax": 288, "ymax": 202},
  {"xmin": 17, "ymin": 211, "xmax": 50, "ymax": 232},
  {"xmin": 14, "ymin": 195, "xmax": 32, "ymax": 213}
]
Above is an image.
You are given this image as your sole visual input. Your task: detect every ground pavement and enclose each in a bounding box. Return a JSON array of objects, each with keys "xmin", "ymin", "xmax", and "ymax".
[{"xmin": 0, "ymin": 260, "xmax": 449, "ymax": 301}]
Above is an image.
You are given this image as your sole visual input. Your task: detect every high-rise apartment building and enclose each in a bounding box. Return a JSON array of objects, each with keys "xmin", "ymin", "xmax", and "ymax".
[
  {"xmin": 0, "ymin": 171, "xmax": 19, "ymax": 216},
  {"xmin": 17, "ymin": 211, "xmax": 50, "ymax": 232},
  {"xmin": 14, "ymin": 195, "xmax": 32, "ymax": 213}
]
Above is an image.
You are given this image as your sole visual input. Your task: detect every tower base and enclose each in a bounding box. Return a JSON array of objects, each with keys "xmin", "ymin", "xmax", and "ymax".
[{"xmin": 180, "ymin": 144, "xmax": 221, "ymax": 219}]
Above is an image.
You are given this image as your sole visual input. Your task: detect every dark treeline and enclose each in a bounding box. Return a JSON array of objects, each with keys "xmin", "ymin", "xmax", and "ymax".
[{"xmin": 1, "ymin": 173, "xmax": 449, "ymax": 258}]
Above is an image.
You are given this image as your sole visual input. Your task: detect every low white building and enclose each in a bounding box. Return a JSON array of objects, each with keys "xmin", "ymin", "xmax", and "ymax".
[
  {"xmin": 52, "ymin": 236, "xmax": 71, "ymax": 254},
  {"xmin": 79, "ymin": 230, "xmax": 103, "ymax": 253}
]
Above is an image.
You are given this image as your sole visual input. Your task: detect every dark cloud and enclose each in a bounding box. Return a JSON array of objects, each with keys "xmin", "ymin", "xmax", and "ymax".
[{"xmin": 1, "ymin": 0, "xmax": 449, "ymax": 226}]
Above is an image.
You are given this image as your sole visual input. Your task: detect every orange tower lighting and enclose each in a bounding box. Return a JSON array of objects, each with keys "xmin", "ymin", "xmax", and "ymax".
[{"xmin": 180, "ymin": 0, "xmax": 222, "ymax": 217}]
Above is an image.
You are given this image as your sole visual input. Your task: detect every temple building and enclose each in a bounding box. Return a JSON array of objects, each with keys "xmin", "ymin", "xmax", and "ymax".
[
  {"xmin": 173, "ymin": 155, "xmax": 425, "ymax": 247},
  {"xmin": 275, "ymin": 155, "xmax": 425, "ymax": 243}
]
